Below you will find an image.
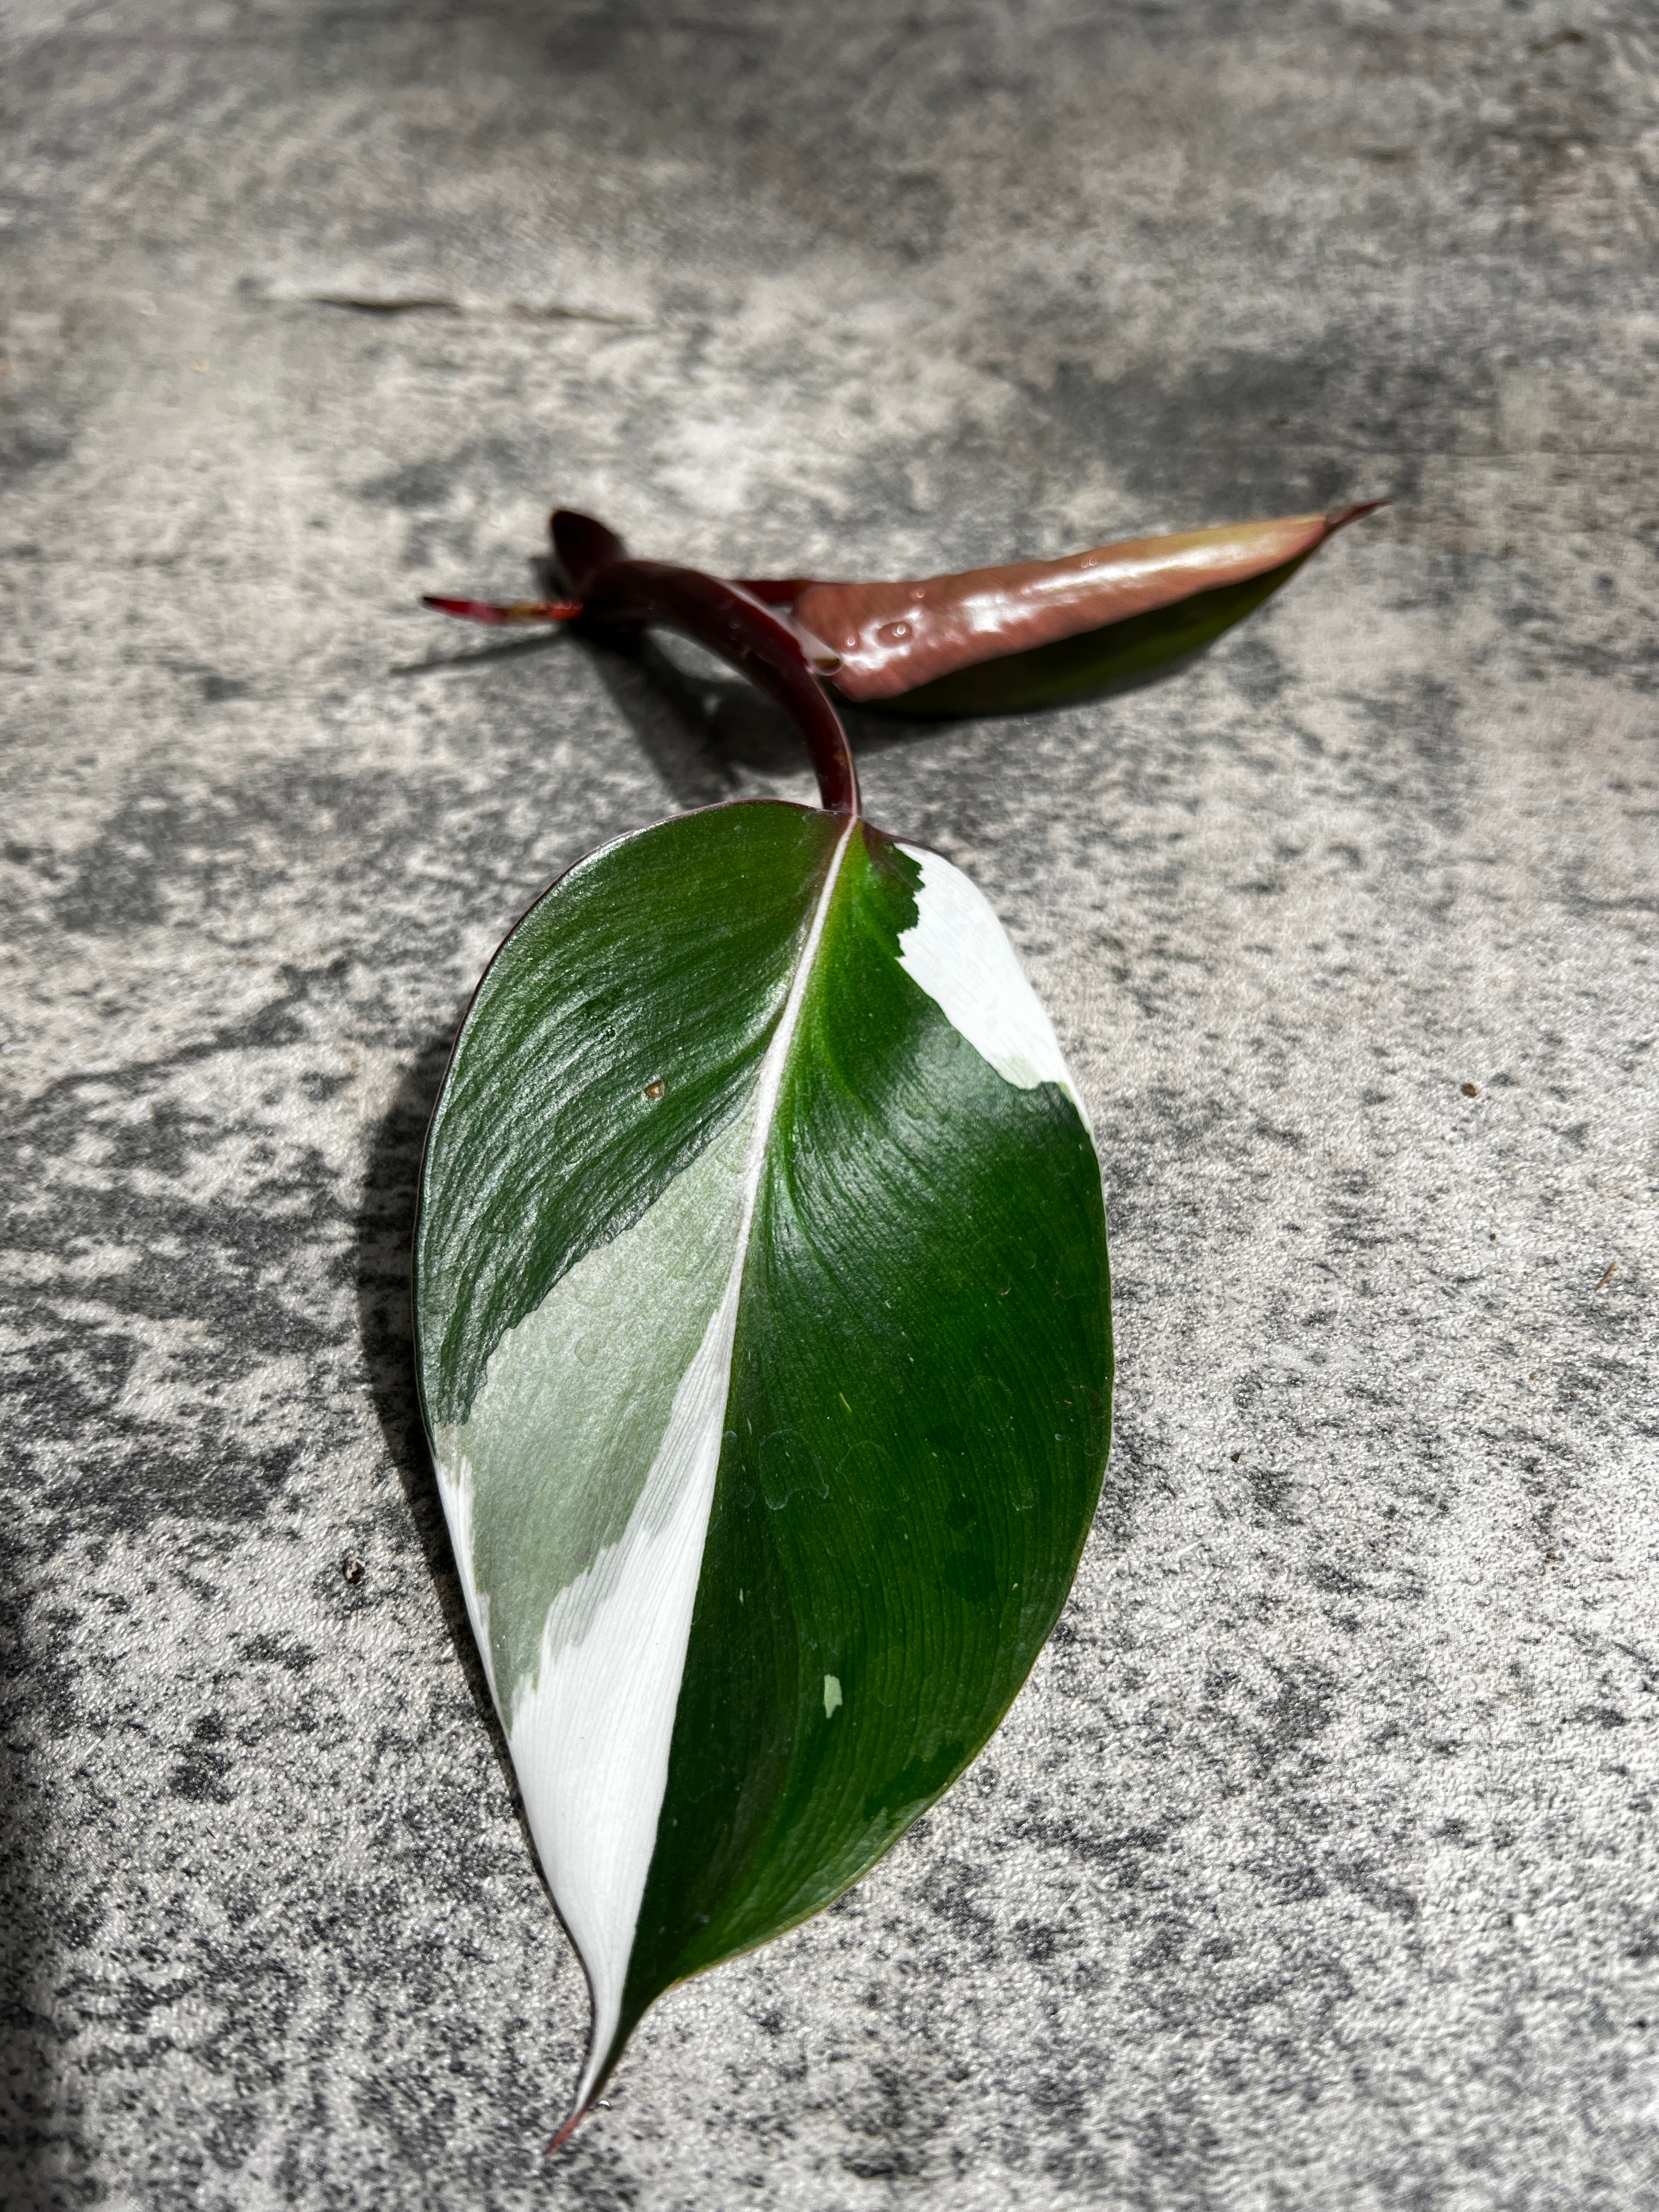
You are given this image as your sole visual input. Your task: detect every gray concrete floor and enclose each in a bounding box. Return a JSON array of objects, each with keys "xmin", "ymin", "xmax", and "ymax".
[{"xmin": 3, "ymin": 2, "xmax": 1656, "ymax": 2205}]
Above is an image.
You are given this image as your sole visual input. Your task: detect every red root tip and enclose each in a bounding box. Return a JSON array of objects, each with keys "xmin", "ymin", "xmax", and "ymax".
[{"xmin": 422, "ymin": 595, "xmax": 584, "ymax": 625}]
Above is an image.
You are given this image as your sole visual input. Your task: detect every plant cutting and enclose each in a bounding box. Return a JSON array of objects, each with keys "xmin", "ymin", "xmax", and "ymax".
[{"xmin": 416, "ymin": 499, "xmax": 1380, "ymax": 2140}]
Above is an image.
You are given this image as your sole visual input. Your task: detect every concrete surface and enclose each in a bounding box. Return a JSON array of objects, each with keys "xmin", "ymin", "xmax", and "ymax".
[{"xmin": 2, "ymin": 2, "xmax": 1656, "ymax": 2205}]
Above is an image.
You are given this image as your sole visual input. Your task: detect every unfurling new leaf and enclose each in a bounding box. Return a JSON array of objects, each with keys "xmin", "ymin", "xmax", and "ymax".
[
  {"xmin": 744, "ymin": 502, "xmax": 1385, "ymax": 713},
  {"xmin": 425, "ymin": 498, "xmax": 1384, "ymax": 716}
]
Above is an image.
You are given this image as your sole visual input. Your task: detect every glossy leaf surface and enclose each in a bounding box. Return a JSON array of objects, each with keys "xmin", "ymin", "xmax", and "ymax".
[
  {"xmin": 414, "ymin": 799, "xmax": 1111, "ymax": 2108},
  {"xmin": 761, "ymin": 503, "xmax": 1383, "ymax": 715},
  {"xmin": 865, "ymin": 551, "xmax": 1312, "ymax": 716}
]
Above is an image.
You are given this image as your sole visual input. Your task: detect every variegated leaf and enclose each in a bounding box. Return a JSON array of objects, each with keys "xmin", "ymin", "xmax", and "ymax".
[{"xmin": 414, "ymin": 797, "xmax": 1111, "ymax": 2114}]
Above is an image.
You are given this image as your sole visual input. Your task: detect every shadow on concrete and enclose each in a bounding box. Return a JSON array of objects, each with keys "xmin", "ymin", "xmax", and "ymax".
[
  {"xmin": 352, "ymin": 1033, "xmax": 529, "ymax": 1834},
  {"xmin": 566, "ymin": 620, "xmax": 1231, "ymax": 816},
  {"xmin": 0, "ymin": 1694, "xmax": 64, "ymax": 2205},
  {"xmin": 578, "ymin": 630, "xmax": 804, "ymax": 808},
  {"xmin": 562, "ymin": 621, "xmax": 1031, "ymax": 811}
]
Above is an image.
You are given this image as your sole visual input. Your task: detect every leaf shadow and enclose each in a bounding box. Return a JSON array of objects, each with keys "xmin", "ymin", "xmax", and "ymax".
[
  {"xmin": 575, "ymin": 631, "xmax": 792, "ymax": 809},
  {"xmin": 387, "ymin": 630, "xmax": 573, "ymax": 680},
  {"xmin": 515, "ymin": 544, "xmax": 969, "ymax": 804},
  {"xmin": 562, "ymin": 623, "xmax": 1229, "ymax": 810},
  {"xmin": 567, "ymin": 627, "xmax": 972, "ymax": 811},
  {"xmin": 353, "ymin": 1031, "xmax": 545, "ymax": 1877},
  {"xmin": 0, "ymin": 1662, "xmax": 61, "ymax": 2202}
]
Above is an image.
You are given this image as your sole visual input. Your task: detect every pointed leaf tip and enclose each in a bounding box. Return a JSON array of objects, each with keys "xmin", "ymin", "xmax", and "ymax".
[
  {"xmin": 1325, "ymin": 496, "xmax": 1392, "ymax": 533},
  {"xmin": 545, "ymin": 2106, "xmax": 587, "ymax": 2155}
]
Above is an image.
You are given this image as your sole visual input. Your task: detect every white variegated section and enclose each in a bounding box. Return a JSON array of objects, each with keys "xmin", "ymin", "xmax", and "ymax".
[
  {"xmin": 438, "ymin": 813, "xmax": 856, "ymax": 2106},
  {"xmin": 433, "ymin": 1452, "xmax": 496, "ymax": 1709},
  {"xmin": 895, "ymin": 842, "xmax": 1082, "ymax": 1106},
  {"xmin": 506, "ymin": 1281, "xmax": 741, "ymax": 2100},
  {"xmin": 441, "ymin": 1098, "xmax": 756, "ymax": 1703}
]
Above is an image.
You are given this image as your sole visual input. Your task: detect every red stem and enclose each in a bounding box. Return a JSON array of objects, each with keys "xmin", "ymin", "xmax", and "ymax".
[
  {"xmin": 427, "ymin": 516, "xmax": 859, "ymax": 814},
  {"xmin": 553, "ymin": 513, "xmax": 860, "ymax": 816},
  {"xmin": 585, "ymin": 560, "xmax": 860, "ymax": 816}
]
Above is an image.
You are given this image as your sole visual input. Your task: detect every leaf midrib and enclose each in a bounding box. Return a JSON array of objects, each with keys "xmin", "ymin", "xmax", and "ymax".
[{"xmin": 716, "ymin": 811, "xmax": 860, "ymax": 1340}]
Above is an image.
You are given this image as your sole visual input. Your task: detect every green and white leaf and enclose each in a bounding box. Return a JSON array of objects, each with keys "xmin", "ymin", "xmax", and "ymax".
[{"xmin": 414, "ymin": 799, "xmax": 1112, "ymax": 2103}]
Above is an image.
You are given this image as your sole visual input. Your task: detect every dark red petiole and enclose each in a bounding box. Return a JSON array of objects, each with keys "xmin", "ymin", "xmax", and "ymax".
[
  {"xmin": 426, "ymin": 512, "xmax": 861, "ymax": 817},
  {"xmin": 580, "ymin": 558, "xmax": 859, "ymax": 816}
]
